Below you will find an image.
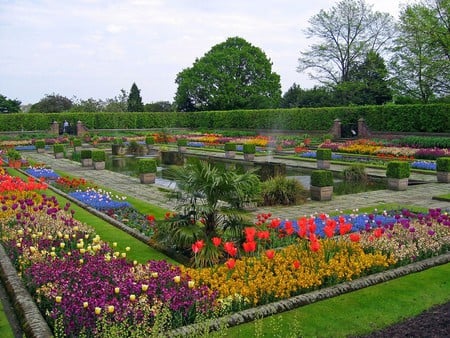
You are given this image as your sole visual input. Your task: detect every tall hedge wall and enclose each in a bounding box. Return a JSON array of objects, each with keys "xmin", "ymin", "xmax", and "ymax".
[{"xmin": 0, "ymin": 104, "xmax": 448, "ymax": 133}]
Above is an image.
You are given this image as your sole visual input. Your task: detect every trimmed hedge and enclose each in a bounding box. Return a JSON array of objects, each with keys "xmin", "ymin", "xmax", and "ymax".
[
  {"xmin": 35, "ymin": 140, "xmax": 45, "ymax": 149},
  {"xmin": 137, "ymin": 158, "xmax": 157, "ymax": 174},
  {"xmin": 0, "ymin": 104, "xmax": 449, "ymax": 133},
  {"xmin": 386, "ymin": 161, "xmax": 410, "ymax": 179},
  {"xmin": 224, "ymin": 142, "xmax": 237, "ymax": 151},
  {"xmin": 145, "ymin": 136, "xmax": 155, "ymax": 145},
  {"xmin": 80, "ymin": 149, "xmax": 92, "ymax": 159},
  {"xmin": 310, "ymin": 170, "xmax": 334, "ymax": 187},
  {"xmin": 316, "ymin": 148, "xmax": 332, "ymax": 161},
  {"xmin": 243, "ymin": 143, "xmax": 256, "ymax": 154},
  {"xmin": 91, "ymin": 150, "xmax": 106, "ymax": 162},
  {"xmin": 53, "ymin": 144, "xmax": 64, "ymax": 153},
  {"xmin": 436, "ymin": 157, "xmax": 450, "ymax": 172}
]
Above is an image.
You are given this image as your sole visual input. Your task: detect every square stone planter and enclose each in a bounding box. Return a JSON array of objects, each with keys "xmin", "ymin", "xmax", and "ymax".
[
  {"xmin": 317, "ymin": 160, "xmax": 331, "ymax": 169},
  {"xmin": 54, "ymin": 152, "xmax": 64, "ymax": 159},
  {"xmin": 244, "ymin": 153, "xmax": 255, "ymax": 161},
  {"xmin": 225, "ymin": 151, "xmax": 236, "ymax": 159},
  {"xmin": 310, "ymin": 185, "xmax": 333, "ymax": 201},
  {"xmin": 387, "ymin": 178, "xmax": 408, "ymax": 191},
  {"xmin": 139, "ymin": 173, "xmax": 156, "ymax": 184},
  {"xmin": 437, "ymin": 171, "xmax": 450, "ymax": 183},
  {"xmin": 81, "ymin": 158, "xmax": 92, "ymax": 167},
  {"xmin": 36, "ymin": 148, "xmax": 45, "ymax": 153},
  {"xmin": 93, "ymin": 161, "xmax": 105, "ymax": 170}
]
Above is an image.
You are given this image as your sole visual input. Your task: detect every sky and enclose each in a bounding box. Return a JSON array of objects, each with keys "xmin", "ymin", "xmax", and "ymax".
[{"xmin": 0, "ymin": 0, "xmax": 406, "ymax": 105}]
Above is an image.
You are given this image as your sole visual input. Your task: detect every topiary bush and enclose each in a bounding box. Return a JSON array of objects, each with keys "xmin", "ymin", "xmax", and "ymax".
[
  {"xmin": 53, "ymin": 144, "xmax": 64, "ymax": 153},
  {"xmin": 145, "ymin": 136, "xmax": 155, "ymax": 145},
  {"xmin": 224, "ymin": 142, "xmax": 237, "ymax": 151},
  {"xmin": 243, "ymin": 143, "xmax": 256, "ymax": 154},
  {"xmin": 35, "ymin": 140, "xmax": 45, "ymax": 149},
  {"xmin": 316, "ymin": 148, "xmax": 332, "ymax": 160},
  {"xmin": 386, "ymin": 161, "xmax": 410, "ymax": 179},
  {"xmin": 310, "ymin": 170, "xmax": 334, "ymax": 187},
  {"xmin": 137, "ymin": 158, "xmax": 157, "ymax": 174},
  {"xmin": 80, "ymin": 149, "xmax": 92, "ymax": 159},
  {"xmin": 259, "ymin": 176, "xmax": 308, "ymax": 206},
  {"xmin": 436, "ymin": 157, "xmax": 450, "ymax": 172},
  {"xmin": 92, "ymin": 150, "xmax": 106, "ymax": 162},
  {"xmin": 177, "ymin": 138, "xmax": 188, "ymax": 146},
  {"xmin": 73, "ymin": 138, "xmax": 82, "ymax": 147}
]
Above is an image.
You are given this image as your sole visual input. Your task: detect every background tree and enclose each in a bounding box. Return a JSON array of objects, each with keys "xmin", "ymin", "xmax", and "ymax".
[
  {"xmin": 29, "ymin": 94, "xmax": 73, "ymax": 113},
  {"xmin": 280, "ymin": 84, "xmax": 336, "ymax": 108},
  {"xmin": 334, "ymin": 50, "xmax": 392, "ymax": 105},
  {"xmin": 298, "ymin": 0, "xmax": 395, "ymax": 86},
  {"xmin": 144, "ymin": 101, "xmax": 174, "ymax": 112},
  {"xmin": 391, "ymin": 1, "xmax": 450, "ymax": 102},
  {"xmin": 0, "ymin": 94, "xmax": 21, "ymax": 113},
  {"xmin": 105, "ymin": 89, "xmax": 128, "ymax": 112},
  {"xmin": 174, "ymin": 36, "xmax": 282, "ymax": 111},
  {"xmin": 127, "ymin": 83, "xmax": 144, "ymax": 112},
  {"xmin": 70, "ymin": 97, "xmax": 105, "ymax": 112}
]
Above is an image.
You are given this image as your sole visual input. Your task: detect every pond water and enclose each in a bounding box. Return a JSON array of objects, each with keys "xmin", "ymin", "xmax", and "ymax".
[{"xmin": 105, "ymin": 154, "xmax": 318, "ymax": 188}]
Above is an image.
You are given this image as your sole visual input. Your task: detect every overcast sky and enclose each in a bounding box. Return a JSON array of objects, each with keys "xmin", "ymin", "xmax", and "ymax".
[{"xmin": 0, "ymin": 0, "xmax": 406, "ymax": 105}]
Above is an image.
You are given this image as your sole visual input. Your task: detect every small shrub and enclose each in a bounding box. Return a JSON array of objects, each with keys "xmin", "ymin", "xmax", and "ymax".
[
  {"xmin": 137, "ymin": 158, "xmax": 157, "ymax": 174},
  {"xmin": 80, "ymin": 149, "xmax": 92, "ymax": 159},
  {"xmin": 177, "ymin": 138, "xmax": 188, "ymax": 146},
  {"xmin": 310, "ymin": 170, "xmax": 334, "ymax": 187},
  {"xmin": 73, "ymin": 138, "xmax": 82, "ymax": 147},
  {"xmin": 35, "ymin": 140, "xmax": 45, "ymax": 149},
  {"xmin": 224, "ymin": 142, "xmax": 237, "ymax": 151},
  {"xmin": 259, "ymin": 176, "xmax": 308, "ymax": 206},
  {"xmin": 386, "ymin": 161, "xmax": 410, "ymax": 179},
  {"xmin": 7, "ymin": 149, "xmax": 21, "ymax": 160},
  {"xmin": 128, "ymin": 140, "xmax": 140, "ymax": 154},
  {"xmin": 53, "ymin": 144, "xmax": 64, "ymax": 153},
  {"xmin": 316, "ymin": 148, "xmax": 332, "ymax": 160},
  {"xmin": 112, "ymin": 138, "xmax": 124, "ymax": 145},
  {"xmin": 342, "ymin": 164, "xmax": 368, "ymax": 184},
  {"xmin": 92, "ymin": 150, "xmax": 106, "ymax": 162},
  {"xmin": 436, "ymin": 157, "xmax": 450, "ymax": 172},
  {"xmin": 243, "ymin": 143, "xmax": 256, "ymax": 154},
  {"xmin": 145, "ymin": 136, "xmax": 155, "ymax": 145}
]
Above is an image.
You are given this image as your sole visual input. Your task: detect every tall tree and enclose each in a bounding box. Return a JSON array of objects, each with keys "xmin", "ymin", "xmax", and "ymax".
[
  {"xmin": 174, "ymin": 36, "xmax": 282, "ymax": 111},
  {"xmin": 29, "ymin": 94, "xmax": 72, "ymax": 113},
  {"xmin": 281, "ymin": 84, "xmax": 336, "ymax": 108},
  {"xmin": 335, "ymin": 50, "xmax": 392, "ymax": 105},
  {"xmin": 298, "ymin": 0, "xmax": 395, "ymax": 86},
  {"xmin": 127, "ymin": 83, "xmax": 144, "ymax": 112},
  {"xmin": 0, "ymin": 94, "xmax": 21, "ymax": 113},
  {"xmin": 391, "ymin": 1, "xmax": 450, "ymax": 102}
]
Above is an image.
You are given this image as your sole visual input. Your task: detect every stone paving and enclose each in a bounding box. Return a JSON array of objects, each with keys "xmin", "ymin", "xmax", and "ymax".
[{"xmin": 24, "ymin": 150, "xmax": 450, "ymax": 221}]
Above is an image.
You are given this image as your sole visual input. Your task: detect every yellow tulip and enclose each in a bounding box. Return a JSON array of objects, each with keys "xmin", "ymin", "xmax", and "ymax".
[
  {"xmin": 55, "ymin": 296, "xmax": 62, "ymax": 303},
  {"xmin": 173, "ymin": 276, "xmax": 181, "ymax": 283},
  {"xmin": 188, "ymin": 280, "xmax": 195, "ymax": 289},
  {"xmin": 141, "ymin": 284, "xmax": 148, "ymax": 292},
  {"xmin": 95, "ymin": 307, "xmax": 101, "ymax": 315},
  {"xmin": 83, "ymin": 301, "xmax": 89, "ymax": 308},
  {"xmin": 114, "ymin": 287, "xmax": 120, "ymax": 294},
  {"xmin": 107, "ymin": 305, "xmax": 115, "ymax": 313},
  {"xmin": 151, "ymin": 272, "xmax": 158, "ymax": 278},
  {"xmin": 130, "ymin": 294, "xmax": 136, "ymax": 301}
]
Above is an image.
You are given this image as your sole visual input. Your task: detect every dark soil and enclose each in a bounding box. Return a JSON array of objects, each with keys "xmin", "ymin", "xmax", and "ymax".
[{"xmin": 358, "ymin": 301, "xmax": 450, "ymax": 338}]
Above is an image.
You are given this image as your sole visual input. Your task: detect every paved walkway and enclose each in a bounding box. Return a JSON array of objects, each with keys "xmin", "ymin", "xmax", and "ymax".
[{"xmin": 24, "ymin": 150, "xmax": 450, "ymax": 220}]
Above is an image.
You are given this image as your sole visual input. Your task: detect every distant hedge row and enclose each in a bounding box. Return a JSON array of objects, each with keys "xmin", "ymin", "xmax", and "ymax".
[{"xmin": 1, "ymin": 104, "xmax": 449, "ymax": 133}]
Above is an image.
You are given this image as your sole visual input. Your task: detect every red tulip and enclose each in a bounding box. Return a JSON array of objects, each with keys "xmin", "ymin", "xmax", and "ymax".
[
  {"xmin": 349, "ymin": 233, "xmax": 361, "ymax": 242},
  {"xmin": 225, "ymin": 258, "xmax": 236, "ymax": 269},
  {"xmin": 244, "ymin": 227, "xmax": 257, "ymax": 242},
  {"xmin": 242, "ymin": 241, "xmax": 257, "ymax": 253},
  {"xmin": 212, "ymin": 237, "xmax": 221, "ymax": 247},
  {"xmin": 265, "ymin": 249, "xmax": 275, "ymax": 260},
  {"xmin": 224, "ymin": 241, "xmax": 238, "ymax": 257},
  {"xmin": 310, "ymin": 240, "xmax": 320, "ymax": 252},
  {"xmin": 292, "ymin": 260, "xmax": 301, "ymax": 269},
  {"xmin": 191, "ymin": 240, "xmax": 204, "ymax": 254},
  {"xmin": 256, "ymin": 230, "xmax": 270, "ymax": 240},
  {"xmin": 339, "ymin": 223, "xmax": 352, "ymax": 235}
]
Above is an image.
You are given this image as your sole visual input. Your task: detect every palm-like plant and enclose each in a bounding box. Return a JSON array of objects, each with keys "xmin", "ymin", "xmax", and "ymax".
[{"xmin": 155, "ymin": 159, "xmax": 260, "ymax": 266}]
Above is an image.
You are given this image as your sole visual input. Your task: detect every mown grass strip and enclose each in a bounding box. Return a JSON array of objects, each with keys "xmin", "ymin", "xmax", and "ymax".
[{"xmin": 225, "ymin": 263, "xmax": 450, "ymax": 337}]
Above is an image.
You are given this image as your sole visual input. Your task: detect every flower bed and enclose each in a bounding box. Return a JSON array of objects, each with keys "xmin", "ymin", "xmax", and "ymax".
[
  {"xmin": 25, "ymin": 167, "xmax": 60, "ymax": 180},
  {"xmin": 68, "ymin": 188, "xmax": 131, "ymax": 210},
  {"xmin": 1, "ymin": 167, "xmax": 450, "ymax": 336}
]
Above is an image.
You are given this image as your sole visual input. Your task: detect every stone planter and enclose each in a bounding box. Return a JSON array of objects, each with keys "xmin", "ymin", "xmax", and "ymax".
[
  {"xmin": 74, "ymin": 146, "xmax": 82, "ymax": 152},
  {"xmin": 387, "ymin": 178, "xmax": 408, "ymax": 191},
  {"xmin": 139, "ymin": 173, "xmax": 156, "ymax": 184},
  {"xmin": 317, "ymin": 160, "xmax": 330, "ymax": 169},
  {"xmin": 310, "ymin": 185, "xmax": 333, "ymax": 201},
  {"xmin": 225, "ymin": 151, "xmax": 236, "ymax": 159},
  {"xmin": 93, "ymin": 161, "xmax": 105, "ymax": 170},
  {"xmin": 8, "ymin": 160, "xmax": 22, "ymax": 168},
  {"xmin": 244, "ymin": 153, "xmax": 255, "ymax": 161},
  {"xmin": 81, "ymin": 158, "xmax": 92, "ymax": 167},
  {"xmin": 437, "ymin": 171, "xmax": 450, "ymax": 183},
  {"xmin": 36, "ymin": 148, "xmax": 45, "ymax": 153},
  {"xmin": 54, "ymin": 152, "xmax": 64, "ymax": 159},
  {"xmin": 178, "ymin": 146, "xmax": 187, "ymax": 153}
]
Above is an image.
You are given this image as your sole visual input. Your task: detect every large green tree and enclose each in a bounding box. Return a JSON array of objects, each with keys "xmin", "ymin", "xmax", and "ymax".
[
  {"xmin": 0, "ymin": 94, "xmax": 21, "ymax": 113},
  {"xmin": 174, "ymin": 36, "xmax": 282, "ymax": 111},
  {"xmin": 127, "ymin": 83, "xmax": 144, "ymax": 112},
  {"xmin": 334, "ymin": 50, "xmax": 392, "ymax": 105},
  {"xmin": 281, "ymin": 84, "xmax": 336, "ymax": 108},
  {"xmin": 391, "ymin": 0, "xmax": 450, "ymax": 102},
  {"xmin": 29, "ymin": 94, "xmax": 73, "ymax": 113},
  {"xmin": 298, "ymin": 0, "xmax": 395, "ymax": 86}
]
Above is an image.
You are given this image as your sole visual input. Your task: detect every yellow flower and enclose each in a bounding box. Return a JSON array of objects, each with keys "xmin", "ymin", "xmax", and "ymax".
[
  {"xmin": 125, "ymin": 246, "xmax": 130, "ymax": 251},
  {"xmin": 188, "ymin": 280, "xmax": 195, "ymax": 289},
  {"xmin": 55, "ymin": 296, "xmax": 62, "ymax": 303},
  {"xmin": 107, "ymin": 305, "xmax": 115, "ymax": 313},
  {"xmin": 151, "ymin": 272, "xmax": 158, "ymax": 278},
  {"xmin": 83, "ymin": 301, "xmax": 89, "ymax": 308},
  {"xmin": 114, "ymin": 287, "xmax": 120, "ymax": 294},
  {"xmin": 130, "ymin": 294, "xmax": 136, "ymax": 301},
  {"xmin": 173, "ymin": 276, "xmax": 181, "ymax": 283},
  {"xmin": 95, "ymin": 307, "xmax": 102, "ymax": 315},
  {"xmin": 141, "ymin": 284, "xmax": 148, "ymax": 292}
]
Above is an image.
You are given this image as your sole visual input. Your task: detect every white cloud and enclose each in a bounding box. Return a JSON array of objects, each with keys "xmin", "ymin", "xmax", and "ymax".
[{"xmin": 0, "ymin": 0, "xmax": 404, "ymax": 104}]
